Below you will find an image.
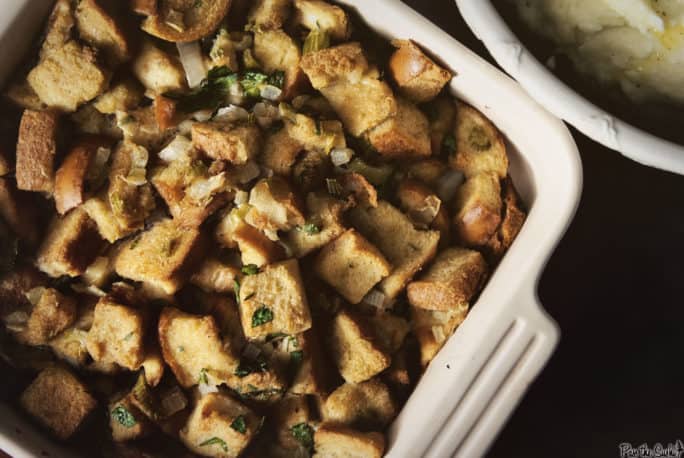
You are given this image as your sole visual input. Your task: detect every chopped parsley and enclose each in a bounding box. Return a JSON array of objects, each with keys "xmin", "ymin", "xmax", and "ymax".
[
  {"xmin": 230, "ymin": 415, "xmax": 247, "ymax": 434},
  {"xmin": 291, "ymin": 423, "xmax": 314, "ymax": 450},
  {"xmin": 241, "ymin": 71, "xmax": 269, "ymax": 98},
  {"xmin": 199, "ymin": 437, "xmax": 228, "ymax": 452},
  {"xmin": 235, "ymin": 357, "xmax": 268, "ymax": 377},
  {"xmin": 165, "ymin": 66, "xmax": 238, "ymax": 112},
  {"xmin": 111, "ymin": 406, "xmax": 137, "ymax": 428},
  {"xmin": 251, "ymin": 306, "xmax": 274, "ymax": 327},
  {"xmin": 441, "ymin": 133, "xmax": 457, "ymax": 157},
  {"xmin": 241, "ymin": 264, "xmax": 259, "ymax": 275},
  {"xmin": 298, "ymin": 223, "xmax": 321, "ymax": 235},
  {"xmin": 199, "ymin": 368, "xmax": 209, "ymax": 385}
]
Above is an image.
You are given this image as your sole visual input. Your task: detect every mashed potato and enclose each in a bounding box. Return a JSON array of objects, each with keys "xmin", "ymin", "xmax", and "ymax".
[{"xmin": 517, "ymin": 0, "xmax": 684, "ymax": 103}]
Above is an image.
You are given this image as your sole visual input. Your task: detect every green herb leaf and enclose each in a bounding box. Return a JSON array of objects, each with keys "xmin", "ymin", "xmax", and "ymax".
[
  {"xmin": 235, "ymin": 357, "xmax": 268, "ymax": 377},
  {"xmin": 241, "ymin": 264, "xmax": 259, "ymax": 275},
  {"xmin": 291, "ymin": 423, "xmax": 314, "ymax": 450},
  {"xmin": 290, "ymin": 350, "xmax": 304, "ymax": 364},
  {"xmin": 441, "ymin": 133, "xmax": 457, "ymax": 157},
  {"xmin": 251, "ymin": 306, "xmax": 274, "ymax": 327},
  {"xmin": 241, "ymin": 71, "xmax": 269, "ymax": 98},
  {"xmin": 230, "ymin": 415, "xmax": 247, "ymax": 434},
  {"xmin": 303, "ymin": 28, "xmax": 330, "ymax": 54},
  {"xmin": 165, "ymin": 66, "xmax": 238, "ymax": 112},
  {"xmin": 298, "ymin": 223, "xmax": 321, "ymax": 235},
  {"xmin": 112, "ymin": 406, "xmax": 137, "ymax": 428},
  {"xmin": 199, "ymin": 437, "xmax": 228, "ymax": 452},
  {"xmin": 268, "ymin": 70, "xmax": 285, "ymax": 89},
  {"xmin": 199, "ymin": 368, "xmax": 209, "ymax": 385}
]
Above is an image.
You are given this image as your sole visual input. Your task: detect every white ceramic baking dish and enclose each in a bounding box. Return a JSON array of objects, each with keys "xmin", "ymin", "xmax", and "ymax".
[
  {"xmin": 0, "ymin": 0, "xmax": 582, "ymax": 457},
  {"xmin": 456, "ymin": 0, "xmax": 684, "ymax": 175}
]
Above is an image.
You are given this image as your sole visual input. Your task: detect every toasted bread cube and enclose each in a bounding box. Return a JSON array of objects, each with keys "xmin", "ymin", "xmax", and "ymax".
[
  {"xmin": 0, "ymin": 178, "xmax": 41, "ymax": 246},
  {"xmin": 450, "ymin": 103, "xmax": 508, "ymax": 179},
  {"xmin": 75, "ymin": 0, "xmax": 130, "ymax": 64},
  {"xmin": 49, "ymin": 328, "xmax": 90, "ymax": 367},
  {"xmin": 287, "ymin": 193, "xmax": 347, "ymax": 258},
  {"xmin": 55, "ymin": 136, "xmax": 108, "ymax": 214},
  {"xmin": 300, "ymin": 43, "xmax": 396, "ymax": 136},
  {"xmin": 132, "ymin": 41, "xmax": 186, "ymax": 93},
  {"xmin": 248, "ymin": 0, "xmax": 291, "ymax": 30},
  {"xmin": 314, "ymin": 424, "xmax": 385, "ymax": 458},
  {"xmin": 397, "ymin": 179, "xmax": 443, "ymax": 227},
  {"xmin": 349, "ymin": 201, "xmax": 440, "ymax": 304},
  {"xmin": 272, "ymin": 395, "xmax": 312, "ymax": 449},
  {"xmin": 158, "ymin": 307, "xmax": 239, "ymax": 388},
  {"xmin": 406, "ymin": 159, "xmax": 448, "ymax": 187},
  {"xmin": 246, "ymin": 177, "xmax": 305, "ymax": 233},
  {"xmin": 116, "ymin": 106, "xmax": 171, "ymax": 150},
  {"xmin": 141, "ymin": 0, "xmax": 231, "ymax": 43},
  {"xmin": 191, "ymin": 258, "xmax": 240, "ymax": 293},
  {"xmin": 411, "ymin": 303, "xmax": 468, "ymax": 367},
  {"xmin": 323, "ymin": 379, "xmax": 397, "ymax": 430},
  {"xmin": 40, "ymin": 0, "xmax": 75, "ymax": 60},
  {"xmin": 427, "ymin": 96, "xmax": 456, "ymax": 155},
  {"xmin": 389, "ymin": 40, "xmax": 452, "ymax": 103},
  {"xmin": 260, "ymin": 128, "xmax": 303, "ymax": 176},
  {"xmin": 314, "ymin": 229, "xmax": 390, "ymax": 305},
  {"xmin": 407, "ymin": 248, "xmax": 487, "ymax": 311},
  {"xmin": 22, "ymin": 288, "xmax": 77, "ymax": 346},
  {"xmin": 94, "ymin": 79, "xmax": 144, "ymax": 114},
  {"xmin": 238, "ymin": 259, "xmax": 312, "ymax": 339},
  {"xmin": 28, "ymin": 41, "xmax": 109, "ymax": 112},
  {"xmin": 294, "ymin": 0, "xmax": 350, "ymax": 40},
  {"xmin": 37, "ymin": 207, "xmax": 104, "ymax": 278},
  {"xmin": 284, "ymin": 112, "xmax": 346, "ymax": 154},
  {"xmin": 289, "ymin": 329, "xmax": 330, "ymax": 396},
  {"xmin": 330, "ymin": 310, "xmax": 390, "ymax": 384},
  {"xmin": 192, "ymin": 122, "xmax": 261, "ymax": 165},
  {"xmin": 85, "ymin": 297, "xmax": 145, "ymax": 370},
  {"xmin": 109, "ymin": 395, "xmax": 152, "ymax": 442},
  {"xmin": 216, "ymin": 211, "xmax": 285, "ymax": 267},
  {"xmin": 254, "ymin": 30, "xmax": 303, "ymax": 99},
  {"xmin": 15, "ymin": 109, "xmax": 59, "ymax": 193},
  {"xmin": 20, "ymin": 366, "xmax": 97, "ymax": 440},
  {"xmin": 83, "ymin": 193, "xmax": 135, "ymax": 242},
  {"xmin": 484, "ymin": 177, "xmax": 526, "ymax": 263},
  {"xmin": 115, "ymin": 219, "xmax": 204, "ymax": 295},
  {"xmin": 368, "ymin": 313, "xmax": 410, "ymax": 354},
  {"xmin": 0, "ymin": 265, "xmax": 47, "ymax": 314},
  {"xmin": 367, "ymin": 98, "xmax": 431, "ymax": 158},
  {"xmin": 180, "ymin": 392, "xmax": 259, "ymax": 458},
  {"xmin": 453, "ymin": 172, "xmax": 502, "ymax": 247}
]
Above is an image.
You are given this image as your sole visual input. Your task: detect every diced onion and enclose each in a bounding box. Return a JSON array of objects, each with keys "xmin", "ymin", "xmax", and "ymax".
[
  {"xmin": 243, "ymin": 343, "xmax": 261, "ymax": 360},
  {"xmin": 260, "ymin": 85, "xmax": 282, "ymax": 101},
  {"xmin": 178, "ymin": 119, "xmax": 194, "ymax": 135},
  {"xmin": 192, "ymin": 109, "xmax": 214, "ymax": 122},
  {"xmin": 25, "ymin": 287, "xmax": 46, "ymax": 306},
  {"xmin": 228, "ymin": 82, "xmax": 245, "ymax": 105},
  {"xmin": 122, "ymin": 146, "xmax": 149, "ymax": 186},
  {"xmin": 436, "ymin": 169, "xmax": 465, "ymax": 202},
  {"xmin": 264, "ymin": 228, "xmax": 280, "ymax": 242},
  {"xmin": 71, "ymin": 283, "xmax": 107, "ymax": 297},
  {"xmin": 326, "ymin": 178, "xmax": 343, "ymax": 196},
  {"xmin": 186, "ymin": 173, "xmax": 226, "ymax": 203},
  {"xmin": 411, "ymin": 195, "xmax": 442, "ymax": 226},
  {"xmin": 160, "ymin": 385, "xmax": 188, "ymax": 416},
  {"xmin": 214, "ymin": 105, "xmax": 250, "ymax": 123},
  {"xmin": 86, "ymin": 146, "xmax": 111, "ymax": 181},
  {"xmin": 177, "ymin": 41, "xmax": 207, "ymax": 88},
  {"xmin": 198, "ymin": 381, "xmax": 219, "ymax": 396},
  {"xmin": 330, "ymin": 147, "xmax": 354, "ymax": 166},
  {"xmin": 432, "ymin": 325, "xmax": 446, "ymax": 343},
  {"xmin": 363, "ymin": 289, "xmax": 386, "ymax": 308},
  {"xmin": 159, "ymin": 135, "xmax": 193, "ymax": 162},
  {"xmin": 233, "ymin": 190, "xmax": 249, "ymax": 206}
]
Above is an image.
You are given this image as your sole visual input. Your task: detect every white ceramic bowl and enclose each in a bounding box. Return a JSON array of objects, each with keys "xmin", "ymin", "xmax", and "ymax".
[
  {"xmin": 0, "ymin": 1, "xmax": 582, "ymax": 457},
  {"xmin": 455, "ymin": 0, "xmax": 684, "ymax": 175}
]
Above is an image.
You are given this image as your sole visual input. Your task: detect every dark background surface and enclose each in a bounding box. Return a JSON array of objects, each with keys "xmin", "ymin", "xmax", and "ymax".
[{"xmin": 400, "ymin": 0, "xmax": 684, "ymax": 457}]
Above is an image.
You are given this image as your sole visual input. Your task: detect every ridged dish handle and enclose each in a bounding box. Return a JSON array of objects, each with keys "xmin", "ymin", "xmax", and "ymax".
[{"xmin": 421, "ymin": 284, "xmax": 559, "ymax": 458}]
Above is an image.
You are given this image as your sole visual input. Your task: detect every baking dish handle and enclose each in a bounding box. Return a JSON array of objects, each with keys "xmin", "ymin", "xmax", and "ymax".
[{"xmin": 422, "ymin": 285, "xmax": 559, "ymax": 458}]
